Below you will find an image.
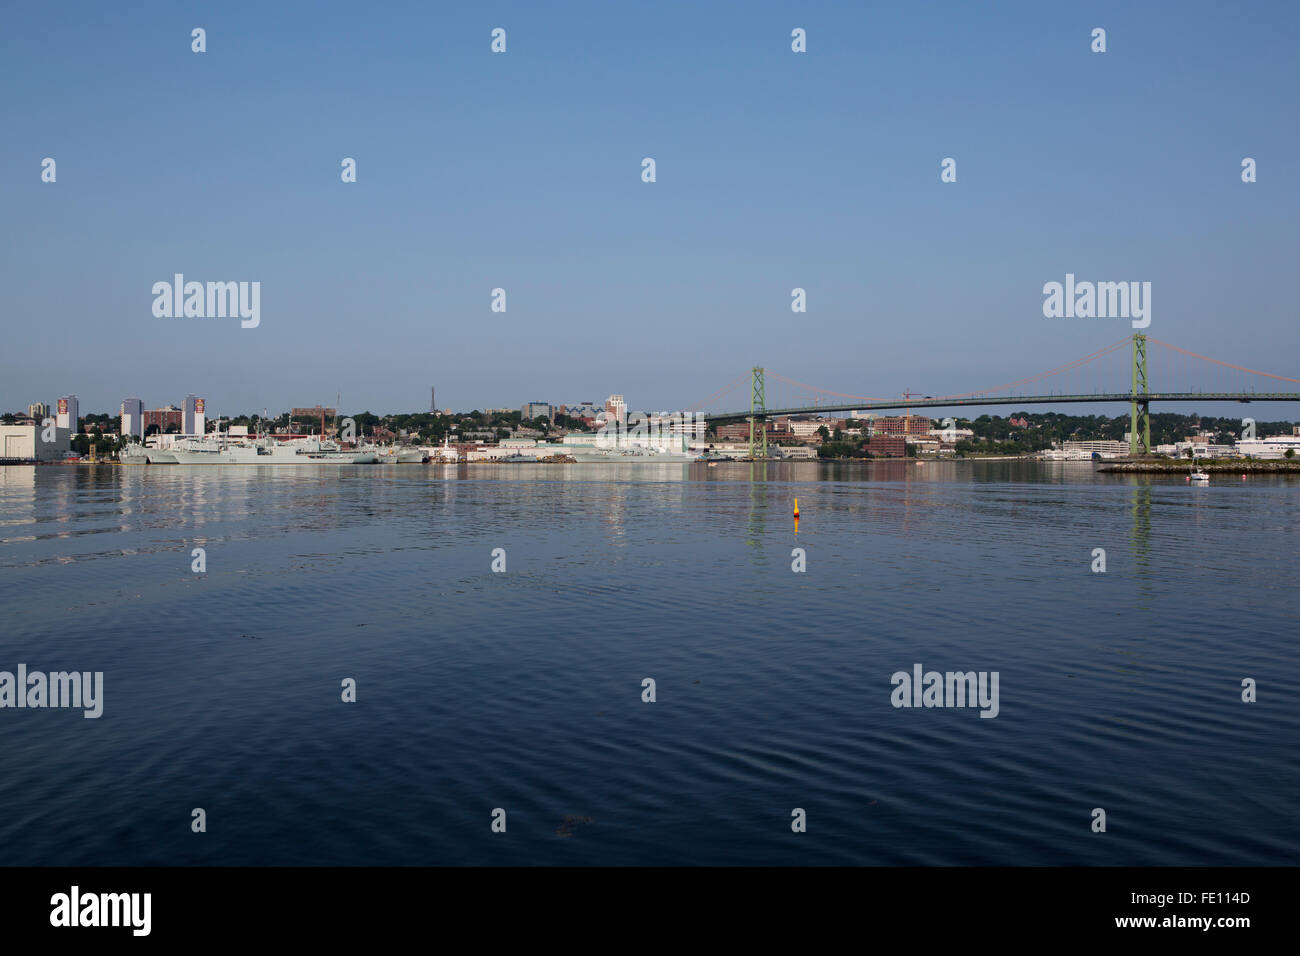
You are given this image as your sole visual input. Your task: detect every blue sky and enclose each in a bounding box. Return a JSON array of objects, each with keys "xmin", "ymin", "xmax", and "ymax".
[{"xmin": 2, "ymin": 1, "xmax": 1298, "ymax": 419}]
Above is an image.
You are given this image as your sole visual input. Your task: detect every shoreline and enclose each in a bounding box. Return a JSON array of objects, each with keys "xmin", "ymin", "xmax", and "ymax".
[{"xmin": 1097, "ymin": 458, "xmax": 1300, "ymax": 473}]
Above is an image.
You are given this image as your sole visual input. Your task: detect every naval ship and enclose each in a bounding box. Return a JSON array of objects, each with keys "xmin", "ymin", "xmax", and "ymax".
[
  {"xmin": 120, "ymin": 433, "xmax": 383, "ymax": 465},
  {"xmin": 533, "ymin": 433, "xmax": 704, "ymax": 463}
]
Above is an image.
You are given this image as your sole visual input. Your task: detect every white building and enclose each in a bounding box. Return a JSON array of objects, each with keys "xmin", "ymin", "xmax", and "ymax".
[
  {"xmin": 1237, "ymin": 436, "xmax": 1300, "ymax": 459},
  {"xmin": 56, "ymin": 395, "xmax": 79, "ymax": 433},
  {"xmin": 120, "ymin": 397, "xmax": 144, "ymax": 438},
  {"xmin": 646, "ymin": 413, "xmax": 707, "ymax": 439},
  {"xmin": 708, "ymin": 443, "xmax": 756, "ymax": 458},
  {"xmin": 787, "ymin": 421, "xmax": 828, "ymax": 438},
  {"xmin": 907, "ymin": 437, "xmax": 945, "ymax": 456},
  {"xmin": 1062, "ymin": 440, "xmax": 1130, "ymax": 458},
  {"xmin": 0, "ymin": 423, "xmax": 71, "ymax": 461},
  {"xmin": 605, "ymin": 394, "xmax": 627, "ymax": 424},
  {"xmin": 182, "ymin": 395, "xmax": 206, "ymax": 436},
  {"xmin": 464, "ymin": 446, "xmax": 510, "ymax": 461},
  {"xmin": 773, "ymin": 445, "xmax": 819, "ymax": 459},
  {"xmin": 927, "ymin": 426, "xmax": 975, "ymax": 441},
  {"xmin": 1173, "ymin": 442, "xmax": 1235, "ymax": 459}
]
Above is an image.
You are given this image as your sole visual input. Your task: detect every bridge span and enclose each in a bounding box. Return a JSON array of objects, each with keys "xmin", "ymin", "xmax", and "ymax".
[
  {"xmin": 704, "ymin": 392, "xmax": 1300, "ymax": 425},
  {"xmin": 693, "ymin": 336, "xmax": 1300, "ymax": 458}
]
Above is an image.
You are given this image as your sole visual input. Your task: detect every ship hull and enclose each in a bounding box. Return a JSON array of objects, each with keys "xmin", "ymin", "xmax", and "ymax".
[{"xmin": 121, "ymin": 438, "xmax": 387, "ymax": 465}]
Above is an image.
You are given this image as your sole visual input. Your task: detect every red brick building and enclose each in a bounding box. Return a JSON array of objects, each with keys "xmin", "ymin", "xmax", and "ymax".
[
  {"xmin": 715, "ymin": 422, "xmax": 787, "ymax": 441},
  {"xmin": 868, "ymin": 434, "xmax": 907, "ymax": 457},
  {"xmin": 872, "ymin": 415, "xmax": 932, "ymax": 436},
  {"xmin": 142, "ymin": 406, "xmax": 182, "ymax": 433}
]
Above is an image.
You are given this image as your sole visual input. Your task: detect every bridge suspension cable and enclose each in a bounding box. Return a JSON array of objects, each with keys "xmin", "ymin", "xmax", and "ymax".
[
  {"xmin": 931, "ymin": 335, "xmax": 1132, "ymax": 401},
  {"xmin": 686, "ymin": 370, "xmax": 752, "ymax": 411},
  {"xmin": 765, "ymin": 371, "xmax": 888, "ymax": 404},
  {"xmin": 1144, "ymin": 337, "xmax": 1300, "ymax": 385}
]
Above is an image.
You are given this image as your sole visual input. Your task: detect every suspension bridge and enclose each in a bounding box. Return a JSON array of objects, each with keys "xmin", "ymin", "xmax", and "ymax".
[{"xmin": 691, "ymin": 335, "xmax": 1300, "ymax": 458}]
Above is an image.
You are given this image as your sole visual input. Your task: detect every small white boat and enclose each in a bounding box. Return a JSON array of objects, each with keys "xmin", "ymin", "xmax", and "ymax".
[{"xmin": 1189, "ymin": 470, "xmax": 1209, "ymax": 482}]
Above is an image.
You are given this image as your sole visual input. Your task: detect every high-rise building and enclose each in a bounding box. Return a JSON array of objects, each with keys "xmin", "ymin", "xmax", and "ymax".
[
  {"xmin": 120, "ymin": 398, "xmax": 144, "ymax": 438},
  {"xmin": 605, "ymin": 394, "xmax": 627, "ymax": 424},
  {"xmin": 28, "ymin": 402, "xmax": 49, "ymax": 421},
  {"xmin": 182, "ymin": 394, "xmax": 206, "ymax": 435},
  {"xmin": 56, "ymin": 395, "xmax": 79, "ymax": 433},
  {"xmin": 522, "ymin": 402, "xmax": 554, "ymax": 422}
]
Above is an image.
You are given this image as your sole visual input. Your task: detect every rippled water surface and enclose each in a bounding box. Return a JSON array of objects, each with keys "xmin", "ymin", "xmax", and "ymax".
[{"xmin": 1, "ymin": 460, "xmax": 1297, "ymax": 865}]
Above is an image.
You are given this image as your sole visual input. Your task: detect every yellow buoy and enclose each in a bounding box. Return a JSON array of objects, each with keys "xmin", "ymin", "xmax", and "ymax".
[{"xmin": 793, "ymin": 497, "xmax": 800, "ymax": 518}]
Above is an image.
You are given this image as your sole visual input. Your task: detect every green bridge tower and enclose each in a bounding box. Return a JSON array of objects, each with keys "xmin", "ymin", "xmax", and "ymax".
[
  {"xmin": 749, "ymin": 366, "xmax": 768, "ymax": 460},
  {"xmin": 1129, "ymin": 333, "xmax": 1151, "ymax": 456}
]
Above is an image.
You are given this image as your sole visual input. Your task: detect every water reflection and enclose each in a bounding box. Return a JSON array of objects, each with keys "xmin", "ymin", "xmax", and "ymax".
[{"xmin": 1129, "ymin": 479, "xmax": 1152, "ymax": 587}]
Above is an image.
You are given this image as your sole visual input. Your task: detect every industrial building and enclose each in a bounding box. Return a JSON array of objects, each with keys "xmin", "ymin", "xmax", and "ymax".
[
  {"xmin": 0, "ymin": 423, "xmax": 72, "ymax": 461},
  {"xmin": 1237, "ymin": 436, "xmax": 1300, "ymax": 459}
]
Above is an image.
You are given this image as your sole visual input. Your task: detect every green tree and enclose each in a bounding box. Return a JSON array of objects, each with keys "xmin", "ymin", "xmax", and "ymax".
[{"xmin": 817, "ymin": 441, "xmax": 857, "ymax": 459}]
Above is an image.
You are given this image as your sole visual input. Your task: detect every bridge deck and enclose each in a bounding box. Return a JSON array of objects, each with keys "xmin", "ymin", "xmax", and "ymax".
[{"xmin": 704, "ymin": 393, "xmax": 1300, "ymax": 424}]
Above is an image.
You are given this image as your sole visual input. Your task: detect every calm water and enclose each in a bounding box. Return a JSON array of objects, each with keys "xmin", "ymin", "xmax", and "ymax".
[{"xmin": 1, "ymin": 460, "xmax": 1297, "ymax": 866}]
